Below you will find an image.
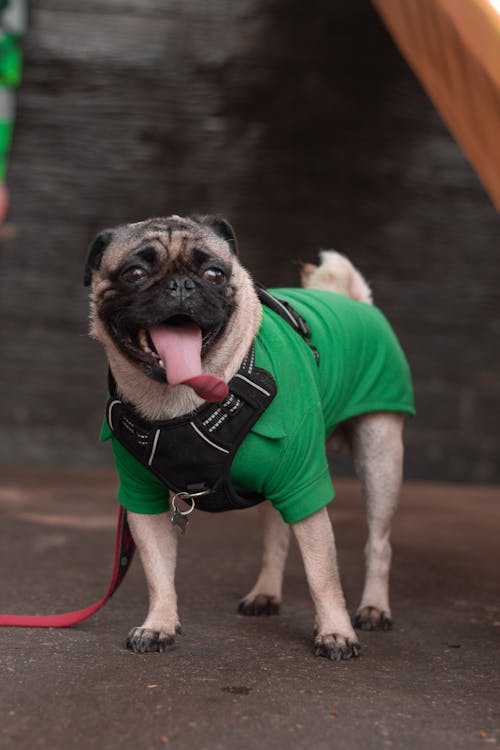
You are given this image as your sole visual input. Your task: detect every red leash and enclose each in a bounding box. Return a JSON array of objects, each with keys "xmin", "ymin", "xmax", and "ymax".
[{"xmin": 0, "ymin": 506, "xmax": 135, "ymax": 628}]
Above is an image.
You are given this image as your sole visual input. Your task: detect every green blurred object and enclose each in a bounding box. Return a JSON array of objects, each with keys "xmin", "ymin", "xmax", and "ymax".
[
  {"xmin": 0, "ymin": 34, "xmax": 22, "ymax": 87},
  {"xmin": 0, "ymin": 0, "xmax": 27, "ymax": 182},
  {"xmin": 0, "ymin": 119, "xmax": 13, "ymax": 180}
]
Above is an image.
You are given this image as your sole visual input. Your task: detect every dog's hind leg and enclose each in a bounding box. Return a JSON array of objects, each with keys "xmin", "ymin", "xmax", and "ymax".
[
  {"xmin": 238, "ymin": 501, "xmax": 290, "ymax": 616},
  {"xmin": 125, "ymin": 511, "xmax": 181, "ymax": 652},
  {"xmin": 349, "ymin": 412, "xmax": 404, "ymax": 631}
]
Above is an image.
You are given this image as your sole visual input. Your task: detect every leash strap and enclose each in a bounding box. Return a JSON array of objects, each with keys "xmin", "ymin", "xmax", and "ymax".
[{"xmin": 0, "ymin": 506, "xmax": 135, "ymax": 628}]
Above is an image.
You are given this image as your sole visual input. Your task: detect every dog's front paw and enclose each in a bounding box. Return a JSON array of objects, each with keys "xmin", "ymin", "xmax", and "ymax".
[
  {"xmin": 314, "ymin": 633, "xmax": 361, "ymax": 661},
  {"xmin": 238, "ymin": 593, "xmax": 281, "ymax": 616},
  {"xmin": 125, "ymin": 625, "xmax": 180, "ymax": 653},
  {"xmin": 354, "ymin": 606, "xmax": 393, "ymax": 632}
]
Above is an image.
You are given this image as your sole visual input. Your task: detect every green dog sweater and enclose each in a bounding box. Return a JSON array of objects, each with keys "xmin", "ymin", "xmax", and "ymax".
[{"xmin": 100, "ymin": 289, "xmax": 415, "ymax": 524}]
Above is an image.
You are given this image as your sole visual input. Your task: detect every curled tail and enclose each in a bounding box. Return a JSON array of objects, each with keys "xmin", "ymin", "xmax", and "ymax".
[{"xmin": 301, "ymin": 250, "xmax": 373, "ymax": 304}]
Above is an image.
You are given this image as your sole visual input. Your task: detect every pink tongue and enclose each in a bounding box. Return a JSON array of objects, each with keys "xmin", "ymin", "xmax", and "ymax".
[{"xmin": 149, "ymin": 323, "xmax": 228, "ymax": 403}]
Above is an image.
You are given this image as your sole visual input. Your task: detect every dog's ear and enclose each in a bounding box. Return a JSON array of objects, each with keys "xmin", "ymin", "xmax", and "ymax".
[
  {"xmin": 84, "ymin": 230, "xmax": 114, "ymax": 287},
  {"xmin": 191, "ymin": 215, "xmax": 239, "ymax": 256}
]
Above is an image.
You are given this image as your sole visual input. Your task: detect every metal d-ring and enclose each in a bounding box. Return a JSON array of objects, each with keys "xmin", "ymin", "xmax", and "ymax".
[{"xmin": 171, "ymin": 488, "xmax": 211, "ymax": 516}]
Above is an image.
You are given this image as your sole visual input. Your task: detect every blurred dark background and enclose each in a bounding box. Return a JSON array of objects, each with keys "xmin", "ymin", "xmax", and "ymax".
[{"xmin": 1, "ymin": 0, "xmax": 499, "ymax": 482}]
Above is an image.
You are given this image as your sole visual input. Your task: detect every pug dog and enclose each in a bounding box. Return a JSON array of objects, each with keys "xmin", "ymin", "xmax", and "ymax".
[{"xmin": 84, "ymin": 214, "xmax": 414, "ymax": 661}]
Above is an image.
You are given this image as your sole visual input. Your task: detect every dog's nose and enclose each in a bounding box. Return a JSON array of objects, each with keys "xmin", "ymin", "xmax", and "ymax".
[{"xmin": 166, "ymin": 275, "xmax": 196, "ymax": 299}]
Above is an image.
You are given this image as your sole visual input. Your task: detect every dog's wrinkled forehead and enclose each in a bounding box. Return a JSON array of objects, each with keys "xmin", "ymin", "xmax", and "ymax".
[
  {"xmin": 102, "ymin": 216, "xmax": 232, "ymax": 271},
  {"xmin": 84, "ymin": 215, "xmax": 237, "ymax": 286}
]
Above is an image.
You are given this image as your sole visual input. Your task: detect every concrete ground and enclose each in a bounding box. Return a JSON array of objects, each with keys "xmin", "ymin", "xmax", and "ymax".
[{"xmin": 0, "ymin": 467, "xmax": 499, "ymax": 750}]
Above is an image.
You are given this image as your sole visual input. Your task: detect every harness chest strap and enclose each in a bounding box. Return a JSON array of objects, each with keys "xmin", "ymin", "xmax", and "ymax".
[{"xmin": 107, "ymin": 342, "xmax": 277, "ymax": 513}]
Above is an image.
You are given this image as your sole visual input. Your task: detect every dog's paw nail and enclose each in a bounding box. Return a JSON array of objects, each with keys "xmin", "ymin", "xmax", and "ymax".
[
  {"xmin": 125, "ymin": 627, "xmax": 176, "ymax": 653},
  {"xmin": 354, "ymin": 607, "xmax": 393, "ymax": 632},
  {"xmin": 237, "ymin": 594, "xmax": 281, "ymax": 617},
  {"xmin": 314, "ymin": 634, "xmax": 361, "ymax": 661}
]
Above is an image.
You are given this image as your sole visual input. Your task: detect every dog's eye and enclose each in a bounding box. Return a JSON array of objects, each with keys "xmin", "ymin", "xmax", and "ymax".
[
  {"xmin": 121, "ymin": 266, "xmax": 149, "ymax": 284},
  {"xmin": 202, "ymin": 267, "xmax": 225, "ymax": 285}
]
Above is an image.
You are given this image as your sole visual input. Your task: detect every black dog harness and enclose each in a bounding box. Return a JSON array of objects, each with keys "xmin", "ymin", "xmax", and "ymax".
[{"xmin": 105, "ymin": 288, "xmax": 318, "ymax": 515}]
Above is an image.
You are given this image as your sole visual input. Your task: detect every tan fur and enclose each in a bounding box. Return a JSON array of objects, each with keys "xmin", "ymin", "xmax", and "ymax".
[
  {"xmin": 301, "ymin": 250, "xmax": 373, "ymax": 304},
  {"xmin": 238, "ymin": 502, "xmax": 291, "ymax": 613},
  {"xmin": 127, "ymin": 511, "xmax": 180, "ymax": 636},
  {"xmin": 293, "ymin": 507, "xmax": 357, "ymax": 643}
]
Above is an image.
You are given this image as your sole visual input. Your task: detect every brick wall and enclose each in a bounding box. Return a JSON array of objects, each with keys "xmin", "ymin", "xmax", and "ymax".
[{"xmin": 1, "ymin": 0, "xmax": 499, "ymax": 482}]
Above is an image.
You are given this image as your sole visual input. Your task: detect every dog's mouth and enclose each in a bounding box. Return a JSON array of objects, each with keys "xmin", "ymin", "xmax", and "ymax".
[{"xmin": 111, "ymin": 316, "xmax": 229, "ymax": 403}]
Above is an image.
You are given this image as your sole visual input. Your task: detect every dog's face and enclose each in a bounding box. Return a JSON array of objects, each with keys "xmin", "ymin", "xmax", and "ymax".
[{"xmin": 85, "ymin": 215, "xmax": 261, "ymax": 414}]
